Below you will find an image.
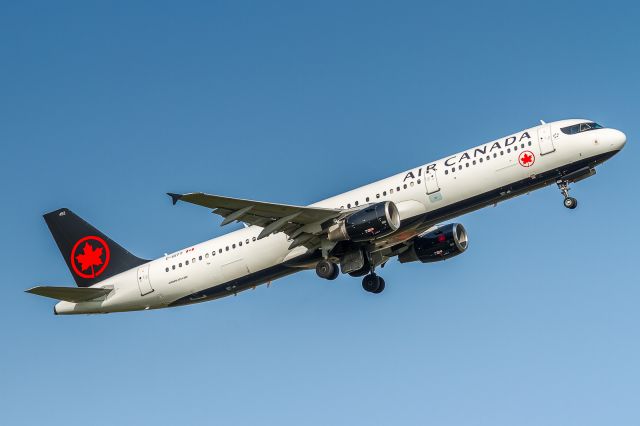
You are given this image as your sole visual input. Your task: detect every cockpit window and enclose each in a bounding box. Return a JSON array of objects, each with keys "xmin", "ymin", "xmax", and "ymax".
[{"xmin": 561, "ymin": 122, "xmax": 604, "ymax": 135}]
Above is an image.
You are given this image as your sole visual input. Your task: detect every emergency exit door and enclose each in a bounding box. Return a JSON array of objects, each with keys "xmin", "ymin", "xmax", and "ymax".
[
  {"xmin": 425, "ymin": 169, "xmax": 440, "ymax": 194},
  {"xmin": 424, "ymin": 168, "xmax": 443, "ymax": 202},
  {"xmin": 137, "ymin": 264, "xmax": 154, "ymax": 296},
  {"xmin": 538, "ymin": 125, "xmax": 556, "ymax": 155}
]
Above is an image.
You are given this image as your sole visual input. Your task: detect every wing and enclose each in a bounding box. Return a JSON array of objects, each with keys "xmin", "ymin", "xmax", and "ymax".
[
  {"xmin": 168, "ymin": 192, "xmax": 342, "ymax": 248},
  {"xmin": 26, "ymin": 286, "xmax": 112, "ymax": 302}
]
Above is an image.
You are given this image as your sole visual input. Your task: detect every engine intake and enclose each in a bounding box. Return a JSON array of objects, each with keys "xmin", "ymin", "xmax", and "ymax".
[
  {"xmin": 328, "ymin": 201, "xmax": 401, "ymax": 242},
  {"xmin": 398, "ymin": 223, "xmax": 468, "ymax": 263}
]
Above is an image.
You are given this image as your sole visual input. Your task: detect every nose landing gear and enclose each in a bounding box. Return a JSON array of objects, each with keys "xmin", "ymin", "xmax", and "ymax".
[{"xmin": 557, "ymin": 180, "xmax": 578, "ymax": 209}]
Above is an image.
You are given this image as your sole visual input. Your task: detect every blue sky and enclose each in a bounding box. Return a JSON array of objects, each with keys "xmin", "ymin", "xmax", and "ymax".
[{"xmin": 1, "ymin": 1, "xmax": 639, "ymax": 425}]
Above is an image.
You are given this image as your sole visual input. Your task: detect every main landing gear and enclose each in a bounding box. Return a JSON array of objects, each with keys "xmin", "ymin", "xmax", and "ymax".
[
  {"xmin": 315, "ymin": 259, "xmax": 386, "ymax": 294},
  {"xmin": 557, "ymin": 180, "xmax": 578, "ymax": 210},
  {"xmin": 315, "ymin": 259, "xmax": 339, "ymax": 280},
  {"xmin": 362, "ymin": 273, "xmax": 385, "ymax": 294}
]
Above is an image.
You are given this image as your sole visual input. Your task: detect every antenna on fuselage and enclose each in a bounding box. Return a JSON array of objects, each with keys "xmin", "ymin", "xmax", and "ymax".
[{"xmin": 540, "ymin": 119, "xmax": 546, "ymax": 125}]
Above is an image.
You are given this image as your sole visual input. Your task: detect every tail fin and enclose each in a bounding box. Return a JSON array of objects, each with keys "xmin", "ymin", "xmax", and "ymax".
[{"xmin": 44, "ymin": 208, "xmax": 148, "ymax": 287}]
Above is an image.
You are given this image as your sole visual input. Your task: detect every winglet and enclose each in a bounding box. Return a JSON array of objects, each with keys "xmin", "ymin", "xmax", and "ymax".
[{"xmin": 167, "ymin": 193, "xmax": 183, "ymax": 205}]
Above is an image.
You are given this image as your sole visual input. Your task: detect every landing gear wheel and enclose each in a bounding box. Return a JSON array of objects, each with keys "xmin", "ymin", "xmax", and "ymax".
[
  {"xmin": 372, "ymin": 277, "xmax": 385, "ymax": 294},
  {"xmin": 316, "ymin": 260, "xmax": 339, "ymax": 280},
  {"xmin": 328, "ymin": 264, "xmax": 339, "ymax": 280},
  {"xmin": 362, "ymin": 274, "xmax": 382, "ymax": 293},
  {"xmin": 563, "ymin": 197, "xmax": 578, "ymax": 209},
  {"xmin": 557, "ymin": 180, "xmax": 578, "ymax": 210}
]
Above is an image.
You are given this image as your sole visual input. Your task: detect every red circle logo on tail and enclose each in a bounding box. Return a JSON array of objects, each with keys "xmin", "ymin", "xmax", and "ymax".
[
  {"xmin": 518, "ymin": 151, "xmax": 535, "ymax": 167},
  {"xmin": 70, "ymin": 236, "xmax": 111, "ymax": 279}
]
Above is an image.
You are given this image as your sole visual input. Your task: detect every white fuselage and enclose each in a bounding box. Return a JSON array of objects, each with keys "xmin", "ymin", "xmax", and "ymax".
[{"xmin": 54, "ymin": 119, "xmax": 626, "ymax": 314}]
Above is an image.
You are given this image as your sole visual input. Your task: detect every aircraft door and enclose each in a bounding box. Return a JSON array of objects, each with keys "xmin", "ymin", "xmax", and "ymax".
[
  {"xmin": 538, "ymin": 125, "xmax": 555, "ymax": 155},
  {"xmin": 137, "ymin": 264, "xmax": 154, "ymax": 296},
  {"xmin": 424, "ymin": 167, "xmax": 443, "ymax": 202}
]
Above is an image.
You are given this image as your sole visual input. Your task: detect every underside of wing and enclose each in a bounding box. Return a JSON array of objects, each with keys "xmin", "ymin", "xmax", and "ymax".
[{"xmin": 168, "ymin": 192, "xmax": 342, "ymax": 248}]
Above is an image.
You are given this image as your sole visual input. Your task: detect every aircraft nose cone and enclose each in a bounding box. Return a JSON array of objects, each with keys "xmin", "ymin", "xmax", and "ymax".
[{"xmin": 612, "ymin": 129, "xmax": 627, "ymax": 150}]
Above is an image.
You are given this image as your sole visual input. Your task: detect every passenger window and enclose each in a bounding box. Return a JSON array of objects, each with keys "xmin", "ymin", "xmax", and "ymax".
[
  {"xmin": 347, "ymin": 203, "xmax": 351, "ymax": 208},
  {"xmin": 403, "ymin": 184, "xmax": 407, "ymax": 189},
  {"xmin": 232, "ymin": 244, "xmax": 236, "ymax": 249},
  {"xmin": 465, "ymin": 163, "xmax": 469, "ymax": 167},
  {"xmin": 528, "ymin": 141, "xmax": 532, "ymax": 146},
  {"xmin": 396, "ymin": 186, "xmax": 400, "ymax": 191},
  {"xmin": 179, "ymin": 263, "xmax": 182, "ymax": 267},
  {"xmin": 493, "ymin": 153, "xmax": 497, "ymax": 158},
  {"xmin": 417, "ymin": 179, "xmax": 421, "ymax": 184},
  {"xmin": 366, "ymin": 197, "xmax": 370, "ymax": 202},
  {"xmin": 246, "ymin": 239, "xmax": 249, "ymax": 244},
  {"xmin": 458, "ymin": 165, "xmax": 462, "ymax": 170},
  {"xmin": 212, "ymin": 251, "xmax": 215, "ymax": 256},
  {"xmin": 445, "ymin": 170, "xmax": 449, "ymax": 175},
  {"xmin": 219, "ymin": 248, "xmax": 222, "ymax": 254},
  {"xmin": 410, "ymin": 182, "xmax": 414, "ymax": 186},
  {"xmin": 165, "ymin": 267, "xmax": 169, "ymax": 272},
  {"xmin": 376, "ymin": 194, "xmax": 380, "ymax": 199},
  {"xmin": 472, "ymin": 160, "xmax": 476, "ymax": 165},
  {"xmin": 390, "ymin": 189, "xmax": 393, "ymax": 194},
  {"xmin": 383, "ymin": 191, "xmax": 387, "ymax": 196},
  {"xmin": 500, "ymin": 151, "xmax": 504, "ymax": 155},
  {"xmin": 199, "ymin": 255, "xmax": 202, "ymax": 261},
  {"xmin": 172, "ymin": 265, "xmax": 176, "ymax": 270},
  {"xmin": 205, "ymin": 253, "xmax": 209, "ymax": 258},
  {"xmin": 192, "ymin": 258, "xmax": 196, "ymax": 263},
  {"xmin": 239, "ymin": 241, "xmax": 242, "ymax": 246},
  {"xmin": 480, "ymin": 158, "xmax": 483, "ymax": 163},
  {"xmin": 355, "ymin": 201, "xmax": 359, "ymax": 206},
  {"xmin": 252, "ymin": 237, "xmax": 257, "ymax": 241},
  {"xmin": 507, "ymin": 148, "xmax": 511, "ymax": 153},
  {"xmin": 451, "ymin": 167, "xmax": 455, "ymax": 173},
  {"xmin": 185, "ymin": 260, "xmax": 189, "ymax": 265},
  {"xmin": 226, "ymin": 246, "xmax": 229, "ymax": 251}
]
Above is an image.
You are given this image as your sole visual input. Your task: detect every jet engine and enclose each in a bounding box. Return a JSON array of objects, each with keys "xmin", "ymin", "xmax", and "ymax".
[
  {"xmin": 328, "ymin": 201, "xmax": 401, "ymax": 243},
  {"xmin": 398, "ymin": 223, "xmax": 468, "ymax": 263}
]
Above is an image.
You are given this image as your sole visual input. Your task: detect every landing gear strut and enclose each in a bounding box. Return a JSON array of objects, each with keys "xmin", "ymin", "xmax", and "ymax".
[
  {"xmin": 362, "ymin": 273, "xmax": 385, "ymax": 294},
  {"xmin": 316, "ymin": 259, "xmax": 339, "ymax": 280},
  {"xmin": 557, "ymin": 180, "xmax": 578, "ymax": 210}
]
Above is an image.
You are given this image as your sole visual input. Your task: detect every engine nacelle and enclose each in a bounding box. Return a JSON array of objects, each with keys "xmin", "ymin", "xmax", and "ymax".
[
  {"xmin": 328, "ymin": 201, "xmax": 401, "ymax": 243},
  {"xmin": 398, "ymin": 223, "xmax": 468, "ymax": 263}
]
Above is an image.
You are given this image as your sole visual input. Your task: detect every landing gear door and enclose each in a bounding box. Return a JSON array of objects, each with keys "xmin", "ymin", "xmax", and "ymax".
[
  {"xmin": 137, "ymin": 264, "xmax": 154, "ymax": 296},
  {"xmin": 538, "ymin": 125, "xmax": 555, "ymax": 155},
  {"xmin": 424, "ymin": 167, "xmax": 443, "ymax": 202}
]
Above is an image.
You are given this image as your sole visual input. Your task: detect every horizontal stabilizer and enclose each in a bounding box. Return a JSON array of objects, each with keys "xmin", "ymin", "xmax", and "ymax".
[{"xmin": 26, "ymin": 286, "xmax": 112, "ymax": 303}]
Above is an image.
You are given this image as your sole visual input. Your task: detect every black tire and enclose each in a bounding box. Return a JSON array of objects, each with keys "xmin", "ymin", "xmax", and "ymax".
[
  {"xmin": 362, "ymin": 274, "xmax": 381, "ymax": 293},
  {"xmin": 372, "ymin": 277, "xmax": 385, "ymax": 294},
  {"xmin": 564, "ymin": 197, "xmax": 578, "ymax": 209},
  {"xmin": 328, "ymin": 265, "xmax": 340, "ymax": 280},
  {"xmin": 316, "ymin": 260, "xmax": 337, "ymax": 280}
]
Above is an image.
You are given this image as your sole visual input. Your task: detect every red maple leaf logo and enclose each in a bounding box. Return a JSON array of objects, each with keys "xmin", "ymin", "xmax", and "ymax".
[
  {"xmin": 75, "ymin": 242, "xmax": 104, "ymax": 276},
  {"xmin": 521, "ymin": 153, "xmax": 533, "ymax": 164}
]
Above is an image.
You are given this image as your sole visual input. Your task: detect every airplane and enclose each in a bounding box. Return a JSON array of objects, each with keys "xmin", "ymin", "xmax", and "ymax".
[{"xmin": 27, "ymin": 119, "xmax": 627, "ymax": 315}]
